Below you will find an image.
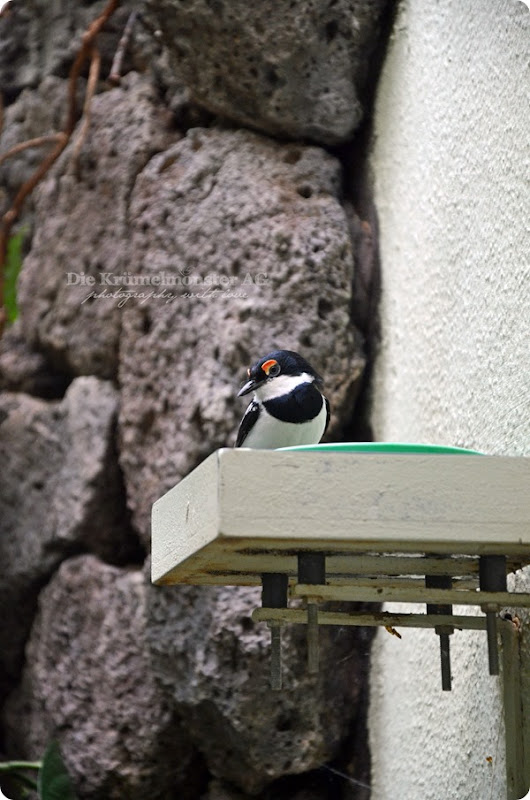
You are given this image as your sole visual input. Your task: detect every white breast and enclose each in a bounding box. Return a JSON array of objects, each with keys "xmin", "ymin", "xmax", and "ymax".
[{"xmin": 241, "ymin": 399, "xmax": 327, "ymax": 449}]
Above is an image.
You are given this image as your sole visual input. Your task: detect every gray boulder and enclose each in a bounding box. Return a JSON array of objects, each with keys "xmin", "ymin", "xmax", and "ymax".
[
  {"xmin": 147, "ymin": 582, "xmax": 367, "ymax": 793},
  {"xmin": 0, "ymin": 377, "xmax": 139, "ymax": 692},
  {"xmin": 0, "ymin": 0, "xmax": 138, "ymax": 96},
  {"xmin": 145, "ymin": 0, "xmax": 389, "ymax": 145},
  {"xmin": 3, "ymin": 554, "xmax": 369, "ymax": 798},
  {"xmin": 119, "ymin": 126, "xmax": 364, "ymax": 540},
  {"xmin": 17, "ymin": 73, "xmax": 177, "ymax": 379},
  {"xmin": 0, "ymin": 76, "xmax": 71, "ymax": 214},
  {"xmin": 3, "ymin": 556, "xmax": 200, "ymax": 800},
  {"xmin": 0, "ymin": 320, "xmax": 70, "ymax": 397}
]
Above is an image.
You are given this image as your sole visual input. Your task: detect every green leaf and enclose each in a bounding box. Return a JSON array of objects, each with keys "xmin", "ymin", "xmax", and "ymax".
[
  {"xmin": 0, "ymin": 768, "xmax": 39, "ymax": 798},
  {"xmin": 37, "ymin": 742, "xmax": 78, "ymax": 800},
  {"xmin": 0, "ymin": 760, "xmax": 40, "ymax": 799},
  {"xmin": 3, "ymin": 228, "xmax": 25, "ymax": 325}
]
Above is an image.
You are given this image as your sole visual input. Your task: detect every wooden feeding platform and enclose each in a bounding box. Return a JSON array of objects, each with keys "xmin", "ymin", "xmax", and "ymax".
[{"xmin": 152, "ymin": 444, "xmax": 530, "ymax": 798}]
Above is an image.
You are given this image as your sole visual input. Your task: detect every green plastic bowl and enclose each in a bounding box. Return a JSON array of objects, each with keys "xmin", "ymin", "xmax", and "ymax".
[{"xmin": 279, "ymin": 442, "xmax": 483, "ymax": 455}]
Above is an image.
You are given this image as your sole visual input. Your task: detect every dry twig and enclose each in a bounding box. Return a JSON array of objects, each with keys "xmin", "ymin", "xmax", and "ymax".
[
  {"xmin": 71, "ymin": 46, "xmax": 101, "ymax": 177},
  {"xmin": 108, "ymin": 10, "xmax": 137, "ymax": 85},
  {"xmin": 0, "ymin": 0, "xmax": 120, "ymax": 337},
  {"xmin": 0, "ymin": 134, "xmax": 65, "ymax": 169},
  {"xmin": 65, "ymin": 0, "xmax": 119, "ymax": 136}
]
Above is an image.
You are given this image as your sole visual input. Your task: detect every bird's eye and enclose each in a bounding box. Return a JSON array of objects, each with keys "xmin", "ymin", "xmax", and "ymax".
[{"xmin": 261, "ymin": 358, "xmax": 281, "ymax": 377}]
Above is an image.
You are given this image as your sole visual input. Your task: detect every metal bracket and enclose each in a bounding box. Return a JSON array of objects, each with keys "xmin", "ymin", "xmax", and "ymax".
[
  {"xmin": 254, "ymin": 551, "xmax": 530, "ymax": 800},
  {"xmin": 261, "ymin": 573, "xmax": 288, "ymax": 690}
]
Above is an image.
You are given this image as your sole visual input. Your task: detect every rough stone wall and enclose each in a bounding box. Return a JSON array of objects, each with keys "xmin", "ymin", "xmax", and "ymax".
[
  {"xmin": 145, "ymin": 0, "xmax": 388, "ymax": 145},
  {"xmin": 0, "ymin": 1, "xmax": 388, "ymax": 798},
  {"xmin": 368, "ymin": 2, "xmax": 530, "ymax": 799}
]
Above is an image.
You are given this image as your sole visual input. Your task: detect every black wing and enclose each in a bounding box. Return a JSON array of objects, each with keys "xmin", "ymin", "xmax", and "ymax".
[
  {"xmin": 323, "ymin": 396, "xmax": 330, "ymax": 439},
  {"xmin": 236, "ymin": 400, "xmax": 260, "ymax": 447}
]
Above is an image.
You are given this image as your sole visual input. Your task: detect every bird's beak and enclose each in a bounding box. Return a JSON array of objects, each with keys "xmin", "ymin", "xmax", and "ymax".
[{"xmin": 238, "ymin": 378, "xmax": 264, "ymax": 397}]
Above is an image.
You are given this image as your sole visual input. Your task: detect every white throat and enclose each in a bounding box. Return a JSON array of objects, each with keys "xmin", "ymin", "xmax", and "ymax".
[{"xmin": 255, "ymin": 372, "xmax": 315, "ymax": 402}]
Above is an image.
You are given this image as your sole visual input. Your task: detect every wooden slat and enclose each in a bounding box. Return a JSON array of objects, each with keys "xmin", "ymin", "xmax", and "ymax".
[
  {"xmin": 252, "ymin": 607, "xmax": 490, "ymax": 631},
  {"xmin": 293, "ymin": 583, "xmax": 530, "ymax": 607}
]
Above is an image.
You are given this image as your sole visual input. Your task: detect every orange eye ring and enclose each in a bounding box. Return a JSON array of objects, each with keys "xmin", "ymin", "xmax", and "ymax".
[{"xmin": 262, "ymin": 359, "xmax": 280, "ymax": 377}]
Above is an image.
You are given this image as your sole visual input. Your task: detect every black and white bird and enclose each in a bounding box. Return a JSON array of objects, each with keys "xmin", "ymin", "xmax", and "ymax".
[{"xmin": 235, "ymin": 350, "xmax": 329, "ymax": 449}]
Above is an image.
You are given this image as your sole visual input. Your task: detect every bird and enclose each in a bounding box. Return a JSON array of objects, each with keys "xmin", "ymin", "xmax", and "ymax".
[{"xmin": 235, "ymin": 349, "xmax": 330, "ymax": 449}]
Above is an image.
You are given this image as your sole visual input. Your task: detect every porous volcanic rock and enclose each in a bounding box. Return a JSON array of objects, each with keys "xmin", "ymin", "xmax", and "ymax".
[
  {"xmin": 145, "ymin": 0, "xmax": 389, "ymax": 145},
  {"xmin": 17, "ymin": 73, "xmax": 177, "ymax": 379},
  {"xmin": 0, "ymin": 76, "xmax": 73, "ymax": 214},
  {"xmin": 119, "ymin": 126, "xmax": 364, "ymax": 541},
  {"xmin": 0, "ymin": 377, "xmax": 139, "ymax": 693},
  {"xmin": 0, "ymin": 0, "xmax": 138, "ymax": 96},
  {"xmin": 147, "ymin": 581, "xmax": 369, "ymax": 793},
  {"xmin": 3, "ymin": 556, "xmax": 200, "ymax": 800},
  {"xmin": 0, "ymin": 320, "xmax": 70, "ymax": 397}
]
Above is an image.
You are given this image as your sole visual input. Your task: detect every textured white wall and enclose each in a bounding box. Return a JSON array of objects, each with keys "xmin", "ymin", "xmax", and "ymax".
[{"xmin": 368, "ymin": 0, "xmax": 530, "ymax": 798}]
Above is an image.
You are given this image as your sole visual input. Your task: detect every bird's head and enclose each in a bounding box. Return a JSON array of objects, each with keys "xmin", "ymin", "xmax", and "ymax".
[{"xmin": 237, "ymin": 350, "xmax": 323, "ymax": 399}]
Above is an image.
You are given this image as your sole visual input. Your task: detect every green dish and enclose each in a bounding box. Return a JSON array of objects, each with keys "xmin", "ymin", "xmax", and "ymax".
[{"xmin": 279, "ymin": 442, "xmax": 484, "ymax": 455}]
